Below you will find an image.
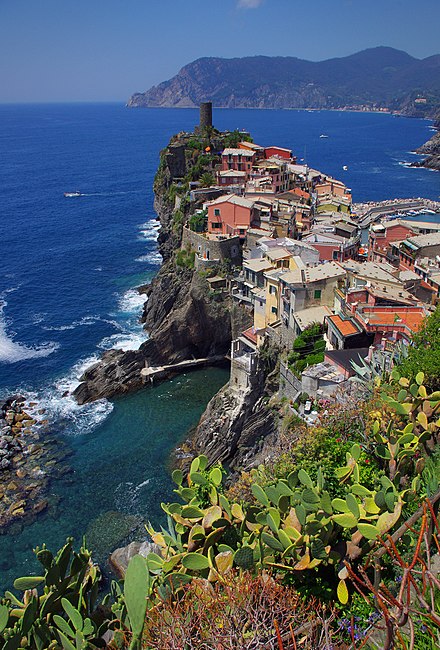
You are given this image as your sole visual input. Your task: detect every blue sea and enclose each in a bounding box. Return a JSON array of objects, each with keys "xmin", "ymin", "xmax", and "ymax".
[{"xmin": 0, "ymin": 104, "xmax": 438, "ymax": 587}]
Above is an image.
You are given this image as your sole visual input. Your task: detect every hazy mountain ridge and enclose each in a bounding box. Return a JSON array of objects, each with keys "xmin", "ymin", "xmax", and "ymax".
[{"xmin": 128, "ymin": 47, "xmax": 440, "ymax": 116}]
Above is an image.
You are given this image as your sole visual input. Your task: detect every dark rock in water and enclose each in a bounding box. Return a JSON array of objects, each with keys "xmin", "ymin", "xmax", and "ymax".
[
  {"xmin": 109, "ymin": 540, "xmax": 162, "ymax": 578},
  {"xmin": 73, "ymin": 261, "xmax": 251, "ymax": 404},
  {"xmin": 413, "ymin": 129, "xmax": 440, "ymax": 171},
  {"xmin": 73, "ymin": 349, "xmax": 146, "ymax": 404}
]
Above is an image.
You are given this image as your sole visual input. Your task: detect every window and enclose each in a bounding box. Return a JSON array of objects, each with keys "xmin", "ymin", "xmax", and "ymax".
[
  {"xmin": 269, "ymin": 285, "xmax": 277, "ymax": 295},
  {"xmin": 271, "ymin": 306, "xmax": 278, "ymax": 315},
  {"xmin": 211, "ymin": 222, "xmax": 222, "ymax": 229},
  {"xmin": 314, "ymin": 289, "xmax": 322, "ymax": 300},
  {"xmin": 214, "ymin": 209, "xmax": 220, "ymax": 217}
]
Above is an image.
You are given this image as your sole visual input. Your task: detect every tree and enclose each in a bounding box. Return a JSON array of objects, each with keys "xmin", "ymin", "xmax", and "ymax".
[{"xmin": 397, "ymin": 307, "xmax": 440, "ymax": 389}]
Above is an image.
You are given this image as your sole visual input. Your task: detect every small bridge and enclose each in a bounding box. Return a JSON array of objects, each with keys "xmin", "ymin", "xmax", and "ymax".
[{"xmin": 140, "ymin": 355, "xmax": 226, "ymax": 383}]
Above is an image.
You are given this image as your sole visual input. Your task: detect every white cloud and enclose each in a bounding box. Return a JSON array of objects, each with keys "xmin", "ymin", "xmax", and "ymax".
[{"xmin": 238, "ymin": 0, "xmax": 264, "ymax": 8}]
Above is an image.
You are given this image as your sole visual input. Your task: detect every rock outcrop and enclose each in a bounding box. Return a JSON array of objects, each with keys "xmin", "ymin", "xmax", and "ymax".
[
  {"xmin": 183, "ymin": 359, "xmax": 278, "ymax": 474},
  {"xmin": 109, "ymin": 541, "xmax": 162, "ymax": 578},
  {"xmin": 0, "ymin": 396, "xmax": 70, "ymax": 531},
  {"xmin": 73, "ymin": 131, "xmax": 251, "ymax": 405},
  {"xmin": 414, "ymin": 129, "xmax": 440, "ymax": 171}
]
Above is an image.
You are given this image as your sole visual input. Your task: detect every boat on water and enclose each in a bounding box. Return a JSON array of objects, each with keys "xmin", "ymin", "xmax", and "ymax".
[
  {"xmin": 64, "ymin": 191, "xmax": 81, "ymax": 198},
  {"xmin": 319, "ymin": 134, "xmax": 329, "ymax": 138},
  {"xmin": 342, "ymin": 165, "xmax": 348, "ymax": 171}
]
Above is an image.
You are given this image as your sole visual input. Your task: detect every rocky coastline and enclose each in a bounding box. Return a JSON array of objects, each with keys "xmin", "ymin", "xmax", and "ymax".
[
  {"xmin": 73, "ymin": 134, "xmax": 250, "ymax": 407},
  {"xmin": 413, "ymin": 130, "xmax": 440, "ymax": 171},
  {"xmin": 0, "ymin": 396, "xmax": 70, "ymax": 531},
  {"xmin": 411, "ymin": 111, "xmax": 440, "ymax": 171}
]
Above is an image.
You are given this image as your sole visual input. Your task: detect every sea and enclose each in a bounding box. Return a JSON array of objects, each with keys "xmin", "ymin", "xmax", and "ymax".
[{"xmin": 0, "ymin": 104, "xmax": 439, "ymax": 588}]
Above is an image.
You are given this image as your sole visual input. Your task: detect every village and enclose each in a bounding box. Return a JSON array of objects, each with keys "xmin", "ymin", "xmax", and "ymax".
[{"xmin": 147, "ymin": 104, "xmax": 440, "ymax": 422}]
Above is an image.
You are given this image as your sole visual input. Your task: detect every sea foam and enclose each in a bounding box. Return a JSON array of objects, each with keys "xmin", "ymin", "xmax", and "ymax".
[{"xmin": 0, "ymin": 299, "xmax": 59, "ymax": 364}]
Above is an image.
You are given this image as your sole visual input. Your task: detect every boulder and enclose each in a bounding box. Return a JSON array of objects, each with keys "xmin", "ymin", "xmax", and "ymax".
[{"xmin": 109, "ymin": 541, "xmax": 162, "ymax": 579}]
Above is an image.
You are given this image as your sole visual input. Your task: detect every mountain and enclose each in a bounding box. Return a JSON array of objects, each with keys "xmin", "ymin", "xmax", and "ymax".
[{"xmin": 127, "ymin": 47, "xmax": 440, "ymax": 116}]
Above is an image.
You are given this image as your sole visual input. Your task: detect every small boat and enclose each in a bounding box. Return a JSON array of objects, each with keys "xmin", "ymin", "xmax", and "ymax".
[
  {"xmin": 64, "ymin": 191, "xmax": 81, "ymax": 198},
  {"xmin": 342, "ymin": 165, "xmax": 348, "ymax": 171},
  {"xmin": 319, "ymin": 134, "xmax": 329, "ymax": 138}
]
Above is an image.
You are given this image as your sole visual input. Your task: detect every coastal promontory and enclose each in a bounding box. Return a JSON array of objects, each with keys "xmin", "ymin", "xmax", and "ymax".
[{"xmin": 127, "ymin": 47, "xmax": 440, "ymax": 117}]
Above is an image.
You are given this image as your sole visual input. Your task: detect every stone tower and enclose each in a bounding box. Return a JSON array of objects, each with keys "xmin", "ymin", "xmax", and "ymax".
[{"xmin": 199, "ymin": 102, "xmax": 213, "ymax": 130}]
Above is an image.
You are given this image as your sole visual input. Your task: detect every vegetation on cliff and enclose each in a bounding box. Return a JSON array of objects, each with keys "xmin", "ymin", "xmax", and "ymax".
[{"xmin": 3, "ymin": 307, "xmax": 440, "ymax": 649}]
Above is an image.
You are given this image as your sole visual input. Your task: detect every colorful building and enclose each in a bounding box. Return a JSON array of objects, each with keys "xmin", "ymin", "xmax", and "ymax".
[{"xmin": 205, "ymin": 194, "xmax": 257, "ymax": 239}]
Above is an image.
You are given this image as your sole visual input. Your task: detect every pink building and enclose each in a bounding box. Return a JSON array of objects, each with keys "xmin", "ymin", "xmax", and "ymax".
[
  {"xmin": 368, "ymin": 221, "xmax": 415, "ymax": 263},
  {"xmin": 205, "ymin": 195, "xmax": 257, "ymax": 239},
  {"xmin": 221, "ymin": 148, "xmax": 255, "ymax": 175},
  {"xmin": 217, "ymin": 169, "xmax": 247, "ymax": 186}
]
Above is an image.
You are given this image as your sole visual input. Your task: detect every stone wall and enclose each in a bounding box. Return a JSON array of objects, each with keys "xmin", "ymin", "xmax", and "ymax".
[
  {"xmin": 279, "ymin": 361, "xmax": 302, "ymax": 402},
  {"xmin": 182, "ymin": 227, "xmax": 242, "ymax": 265}
]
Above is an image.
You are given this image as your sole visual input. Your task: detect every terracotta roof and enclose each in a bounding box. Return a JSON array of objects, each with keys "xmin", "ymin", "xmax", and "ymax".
[
  {"xmin": 242, "ymin": 327, "xmax": 257, "ymax": 345},
  {"xmin": 327, "ymin": 315, "xmax": 359, "ymax": 337},
  {"xmin": 358, "ymin": 309, "xmax": 426, "ymax": 333}
]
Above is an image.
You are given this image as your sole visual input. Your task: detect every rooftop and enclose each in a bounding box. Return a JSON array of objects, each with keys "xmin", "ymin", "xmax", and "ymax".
[
  {"xmin": 356, "ymin": 308, "xmax": 426, "ymax": 333},
  {"xmin": 218, "ymin": 169, "xmax": 247, "ymax": 177},
  {"xmin": 304, "ymin": 262, "xmax": 345, "ymax": 283},
  {"xmin": 325, "ymin": 348, "xmax": 370, "ymax": 373},
  {"xmin": 244, "ymin": 258, "xmax": 274, "ymax": 273},
  {"xmin": 264, "ymin": 247, "xmax": 292, "ymax": 262},
  {"xmin": 205, "ymin": 194, "xmax": 255, "ymax": 209},
  {"xmin": 402, "ymin": 232, "xmax": 440, "ymax": 251},
  {"xmin": 327, "ymin": 314, "xmax": 360, "ymax": 337},
  {"xmin": 343, "ymin": 260, "xmax": 400, "ymax": 284},
  {"xmin": 294, "ymin": 305, "xmax": 332, "ymax": 330},
  {"xmin": 239, "ymin": 141, "xmax": 264, "ymax": 150},
  {"xmin": 222, "ymin": 148, "xmax": 255, "ymax": 157}
]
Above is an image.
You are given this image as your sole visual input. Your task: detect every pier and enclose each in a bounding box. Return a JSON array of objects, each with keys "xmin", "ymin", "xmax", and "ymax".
[
  {"xmin": 354, "ymin": 198, "xmax": 440, "ymax": 229},
  {"xmin": 140, "ymin": 355, "xmax": 226, "ymax": 383}
]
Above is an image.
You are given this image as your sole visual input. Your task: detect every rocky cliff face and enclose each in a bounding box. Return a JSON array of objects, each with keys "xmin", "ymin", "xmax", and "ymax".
[
  {"xmin": 73, "ymin": 134, "xmax": 250, "ymax": 405},
  {"xmin": 186, "ymin": 364, "xmax": 278, "ymax": 474},
  {"xmin": 415, "ymin": 130, "xmax": 440, "ymax": 171}
]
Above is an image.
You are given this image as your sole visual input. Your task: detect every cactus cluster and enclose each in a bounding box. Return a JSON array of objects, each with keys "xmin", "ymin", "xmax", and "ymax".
[
  {"xmin": 375, "ymin": 370, "xmax": 440, "ymax": 481},
  {"xmin": 0, "ymin": 539, "xmax": 104, "ymax": 649},
  {"xmin": 138, "ymin": 448, "xmax": 414, "ymax": 605}
]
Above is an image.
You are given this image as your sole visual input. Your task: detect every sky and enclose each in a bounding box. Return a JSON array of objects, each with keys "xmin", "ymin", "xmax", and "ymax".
[{"xmin": 1, "ymin": 0, "xmax": 440, "ymax": 103}]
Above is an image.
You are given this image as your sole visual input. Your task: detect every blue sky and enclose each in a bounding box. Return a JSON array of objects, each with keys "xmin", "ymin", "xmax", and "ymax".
[{"xmin": 1, "ymin": 0, "xmax": 439, "ymax": 103}]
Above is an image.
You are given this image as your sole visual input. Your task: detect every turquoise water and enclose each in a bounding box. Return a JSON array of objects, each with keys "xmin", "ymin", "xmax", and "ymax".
[
  {"xmin": 0, "ymin": 367, "xmax": 228, "ymax": 589},
  {"xmin": 0, "ymin": 104, "xmax": 438, "ymax": 588}
]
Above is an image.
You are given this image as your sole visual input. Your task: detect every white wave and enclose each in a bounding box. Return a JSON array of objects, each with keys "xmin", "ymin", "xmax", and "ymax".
[
  {"xmin": 137, "ymin": 220, "xmax": 161, "ymax": 242},
  {"xmin": 145, "ymin": 252, "xmax": 163, "ymax": 265},
  {"xmin": 134, "ymin": 478, "xmax": 151, "ymax": 492},
  {"xmin": 98, "ymin": 331, "xmax": 147, "ymax": 352},
  {"xmin": 43, "ymin": 315, "xmax": 99, "ymax": 332},
  {"xmin": 0, "ymin": 301, "xmax": 59, "ymax": 364},
  {"xmin": 24, "ymin": 354, "xmax": 113, "ymax": 436},
  {"xmin": 118, "ymin": 288, "xmax": 146, "ymax": 313},
  {"xmin": 135, "ymin": 252, "xmax": 163, "ymax": 265},
  {"xmin": 43, "ymin": 315, "xmax": 124, "ymax": 333}
]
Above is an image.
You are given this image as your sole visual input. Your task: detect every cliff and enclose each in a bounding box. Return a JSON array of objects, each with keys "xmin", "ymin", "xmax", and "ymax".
[
  {"xmin": 128, "ymin": 47, "xmax": 440, "ymax": 117},
  {"xmin": 414, "ymin": 129, "xmax": 440, "ymax": 171},
  {"xmin": 73, "ymin": 131, "xmax": 250, "ymax": 405}
]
